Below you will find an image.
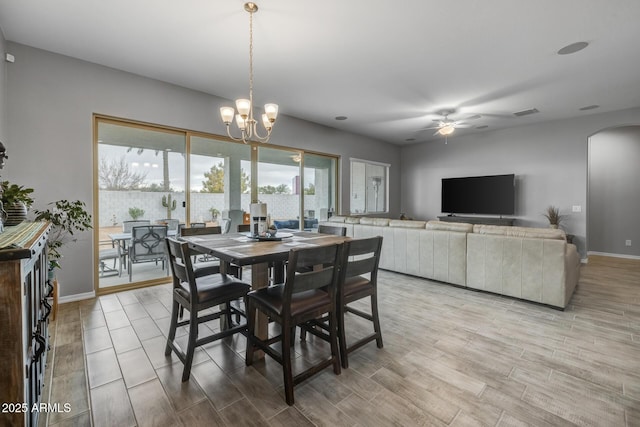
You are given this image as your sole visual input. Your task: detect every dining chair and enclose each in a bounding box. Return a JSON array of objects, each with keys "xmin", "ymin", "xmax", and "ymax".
[
  {"xmin": 98, "ymin": 240, "xmax": 120, "ymax": 277},
  {"xmin": 122, "ymin": 219, "xmax": 151, "ymax": 233},
  {"xmin": 302, "ymin": 236, "xmax": 384, "ymax": 368},
  {"xmin": 164, "ymin": 238, "xmax": 250, "ymax": 381},
  {"xmin": 245, "ymin": 243, "xmax": 343, "ymax": 405},
  {"xmin": 157, "ymin": 218, "xmax": 180, "ymax": 233},
  {"xmin": 317, "ymin": 224, "xmax": 347, "ymax": 236},
  {"xmin": 180, "ymin": 226, "xmax": 241, "ymax": 278},
  {"xmin": 236, "ymin": 223, "xmax": 251, "ymax": 233},
  {"xmin": 297, "ymin": 224, "xmax": 346, "ymax": 274},
  {"xmin": 127, "ymin": 225, "xmax": 168, "ymax": 281},
  {"xmin": 220, "ymin": 218, "xmax": 231, "ymax": 234}
]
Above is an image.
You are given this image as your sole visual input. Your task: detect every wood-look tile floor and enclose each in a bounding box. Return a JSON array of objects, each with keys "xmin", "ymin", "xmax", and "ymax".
[{"xmin": 43, "ymin": 257, "xmax": 640, "ymax": 426}]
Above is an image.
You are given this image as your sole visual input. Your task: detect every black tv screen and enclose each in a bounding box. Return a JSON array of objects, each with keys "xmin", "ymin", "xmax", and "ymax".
[{"xmin": 441, "ymin": 174, "xmax": 515, "ymax": 215}]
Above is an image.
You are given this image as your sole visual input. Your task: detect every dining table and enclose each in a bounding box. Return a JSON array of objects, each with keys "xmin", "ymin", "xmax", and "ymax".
[{"xmin": 179, "ymin": 230, "xmax": 350, "ymax": 359}]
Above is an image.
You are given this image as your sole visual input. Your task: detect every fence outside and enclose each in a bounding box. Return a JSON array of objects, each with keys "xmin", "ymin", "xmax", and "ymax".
[{"xmin": 99, "ymin": 191, "xmax": 319, "ymax": 227}]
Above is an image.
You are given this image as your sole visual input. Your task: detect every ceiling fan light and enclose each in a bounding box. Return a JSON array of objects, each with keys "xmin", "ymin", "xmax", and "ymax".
[{"xmin": 439, "ymin": 125, "xmax": 455, "ymax": 136}]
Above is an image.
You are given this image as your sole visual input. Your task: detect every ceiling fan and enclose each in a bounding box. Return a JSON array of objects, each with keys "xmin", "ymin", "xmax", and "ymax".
[{"xmin": 426, "ymin": 110, "xmax": 481, "ymax": 137}]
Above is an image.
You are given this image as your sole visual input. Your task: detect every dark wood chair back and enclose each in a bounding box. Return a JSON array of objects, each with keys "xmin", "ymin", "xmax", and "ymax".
[
  {"xmin": 341, "ymin": 236, "xmax": 383, "ymax": 280},
  {"xmin": 165, "ymin": 238, "xmax": 197, "ymax": 303},
  {"xmin": 237, "ymin": 224, "xmax": 251, "ymax": 233},
  {"xmin": 283, "ymin": 244, "xmax": 342, "ymax": 314},
  {"xmin": 180, "ymin": 226, "xmax": 222, "ymax": 236},
  {"xmin": 317, "ymin": 224, "xmax": 347, "ymax": 236}
]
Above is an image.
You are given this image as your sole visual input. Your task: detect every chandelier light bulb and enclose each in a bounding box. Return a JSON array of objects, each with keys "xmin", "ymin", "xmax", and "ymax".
[
  {"xmin": 220, "ymin": 107, "xmax": 235, "ymax": 124},
  {"xmin": 262, "ymin": 114, "xmax": 272, "ymax": 131},
  {"xmin": 235, "ymin": 99, "xmax": 251, "ymax": 118},
  {"xmin": 236, "ymin": 114, "xmax": 247, "ymax": 130},
  {"xmin": 264, "ymin": 103, "xmax": 278, "ymax": 121}
]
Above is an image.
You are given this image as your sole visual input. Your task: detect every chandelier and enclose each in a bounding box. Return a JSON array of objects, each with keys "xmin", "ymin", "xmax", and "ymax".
[{"xmin": 220, "ymin": 2, "xmax": 278, "ymax": 144}]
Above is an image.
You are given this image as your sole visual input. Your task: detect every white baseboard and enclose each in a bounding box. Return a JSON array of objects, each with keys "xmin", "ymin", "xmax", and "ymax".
[
  {"xmin": 59, "ymin": 291, "xmax": 96, "ymax": 303},
  {"xmin": 587, "ymin": 251, "xmax": 640, "ymax": 260}
]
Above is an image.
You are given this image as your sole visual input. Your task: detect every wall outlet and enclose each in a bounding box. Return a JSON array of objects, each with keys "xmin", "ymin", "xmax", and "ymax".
[
  {"xmin": 572, "ymin": 205, "xmax": 582, "ymax": 213},
  {"xmin": 626, "ymin": 240, "xmax": 632, "ymax": 247}
]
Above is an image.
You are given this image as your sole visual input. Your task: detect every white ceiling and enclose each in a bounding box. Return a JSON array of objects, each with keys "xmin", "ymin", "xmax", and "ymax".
[{"xmin": 1, "ymin": 0, "xmax": 640, "ymax": 145}]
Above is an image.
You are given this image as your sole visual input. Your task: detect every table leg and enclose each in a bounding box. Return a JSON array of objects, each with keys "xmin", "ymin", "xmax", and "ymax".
[{"xmin": 250, "ymin": 262, "xmax": 269, "ymax": 360}]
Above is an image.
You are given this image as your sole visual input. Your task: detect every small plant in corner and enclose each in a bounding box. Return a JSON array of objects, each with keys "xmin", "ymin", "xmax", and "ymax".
[
  {"xmin": 34, "ymin": 200, "xmax": 92, "ymax": 271},
  {"xmin": 209, "ymin": 207, "xmax": 220, "ymax": 220},
  {"xmin": 128, "ymin": 207, "xmax": 145, "ymax": 220},
  {"xmin": 543, "ymin": 205, "xmax": 564, "ymax": 229}
]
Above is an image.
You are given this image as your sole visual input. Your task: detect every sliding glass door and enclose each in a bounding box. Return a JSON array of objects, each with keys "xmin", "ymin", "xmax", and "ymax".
[
  {"xmin": 95, "ymin": 116, "xmax": 339, "ymax": 293},
  {"xmin": 96, "ymin": 120, "xmax": 185, "ymax": 290}
]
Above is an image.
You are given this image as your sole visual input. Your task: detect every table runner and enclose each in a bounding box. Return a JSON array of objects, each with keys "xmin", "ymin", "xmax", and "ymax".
[{"xmin": 0, "ymin": 222, "xmax": 48, "ymax": 249}]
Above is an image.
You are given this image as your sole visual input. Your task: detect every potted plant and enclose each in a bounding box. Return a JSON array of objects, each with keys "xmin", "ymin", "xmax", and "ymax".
[
  {"xmin": 128, "ymin": 206, "xmax": 145, "ymax": 220},
  {"xmin": 543, "ymin": 205, "xmax": 564, "ymax": 229},
  {"xmin": 34, "ymin": 199, "xmax": 92, "ymax": 272},
  {"xmin": 0, "ymin": 180, "xmax": 35, "ymax": 226},
  {"xmin": 209, "ymin": 207, "xmax": 220, "ymax": 221}
]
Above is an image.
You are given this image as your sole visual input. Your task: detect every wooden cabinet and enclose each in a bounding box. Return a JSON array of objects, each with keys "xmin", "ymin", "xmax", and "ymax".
[{"xmin": 0, "ymin": 223, "xmax": 51, "ymax": 427}]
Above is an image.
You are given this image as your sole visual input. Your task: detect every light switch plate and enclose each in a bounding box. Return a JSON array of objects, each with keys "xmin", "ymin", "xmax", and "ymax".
[{"xmin": 572, "ymin": 205, "xmax": 582, "ymax": 213}]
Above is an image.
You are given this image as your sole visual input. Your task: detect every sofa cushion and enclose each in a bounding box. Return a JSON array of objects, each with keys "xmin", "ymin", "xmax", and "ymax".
[
  {"xmin": 328, "ymin": 216, "xmax": 347, "ymax": 223},
  {"xmin": 389, "ymin": 219, "xmax": 427, "ymax": 229},
  {"xmin": 345, "ymin": 216, "xmax": 361, "ymax": 224},
  {"xmin": 426, "ymin": 220, "xmax": 474, "ymax": 233},
  {"xmin": 359, "ymin": 217, "xmax": 389, "ymax": 226},
  {"xmin": 473, "ymin": 224, "xmax": 566, "ymax": 240}
]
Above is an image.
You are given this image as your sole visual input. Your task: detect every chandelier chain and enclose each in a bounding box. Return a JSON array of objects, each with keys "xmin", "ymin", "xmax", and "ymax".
[
  {"xmin": 248, "ymin": 7, "xmax": 254, "ymax": 122},
  {"xmin": 219, "ymin": 2, "xmax": 277, "ymax": 144}
]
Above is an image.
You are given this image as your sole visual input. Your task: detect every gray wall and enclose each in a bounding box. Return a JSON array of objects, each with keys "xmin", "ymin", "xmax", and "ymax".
[
  {"xmin": 0, "ymin": 27, "xmax": 7, "ymax": 145},
  {"xmin": 401, "ymin": 107, "xmax": 640, "ymax": 259},
  {"xmin": 588, "ymin": 126, "xmax": 640, "ymax": 257},
  {"xmin": 6, "ymin": 43, "xmax": 400, "ymax": 298}
]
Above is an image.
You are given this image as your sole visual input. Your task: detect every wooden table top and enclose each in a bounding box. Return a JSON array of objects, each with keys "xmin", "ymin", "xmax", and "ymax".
[{"xmin": 180, "ymin": 231, "xmax": 349, "ymax": 266}]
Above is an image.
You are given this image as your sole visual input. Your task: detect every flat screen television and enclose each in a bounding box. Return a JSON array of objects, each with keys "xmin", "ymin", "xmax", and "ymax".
[{"xmin": 441, "ymin": 174, "xmax": 515, "ymax": 215}]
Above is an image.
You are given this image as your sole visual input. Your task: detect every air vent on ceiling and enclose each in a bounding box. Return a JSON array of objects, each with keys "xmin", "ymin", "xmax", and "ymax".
[
  {"xmin": 476, "ymin": 125, "xmax": 489, "ymax": 129},
  {"xmin": 579, "ymin": 105, "xmax": 600, "ymax": 111},
  {"xmin": 513, "ymin": 108, "xmax": 539, "ymax": 117}
]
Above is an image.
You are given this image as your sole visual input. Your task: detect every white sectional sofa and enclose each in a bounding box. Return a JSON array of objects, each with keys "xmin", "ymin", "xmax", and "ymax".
[{"xmin": 322, "ymin": 216, "xmax": 580, "ymax": 309}]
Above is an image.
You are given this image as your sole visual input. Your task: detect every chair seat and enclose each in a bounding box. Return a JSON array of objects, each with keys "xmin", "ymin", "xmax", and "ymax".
[
  {"xmin": 343, "ymin": 276, "xmax": 373, "ymax": 298},
  {"xmin": 248, "ymin": 284, "xmax": 331, "ymax": 318},
  {"xmin": 99, "ymin": 248, "xmax": 119, "ymax": 260},
  {"xmin": 177, "ymin": 274, "xmax": 250, "ymax": 303}
]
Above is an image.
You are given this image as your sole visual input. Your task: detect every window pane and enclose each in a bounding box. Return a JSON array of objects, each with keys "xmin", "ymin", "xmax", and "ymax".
[
  {"xmin": 304, "ymin": 153, "xmax": 337, "ymax": 221},
  {"xmin": 257, "ymin": 147, "xmax": 303, "ymax": 230},
  {"xmin": 350, "ymin": 159, "xmax": 389, "ymax": 214},
  {"xmin": 190, "ymin": 136, "xmax": 251, "ymax": 231}
]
